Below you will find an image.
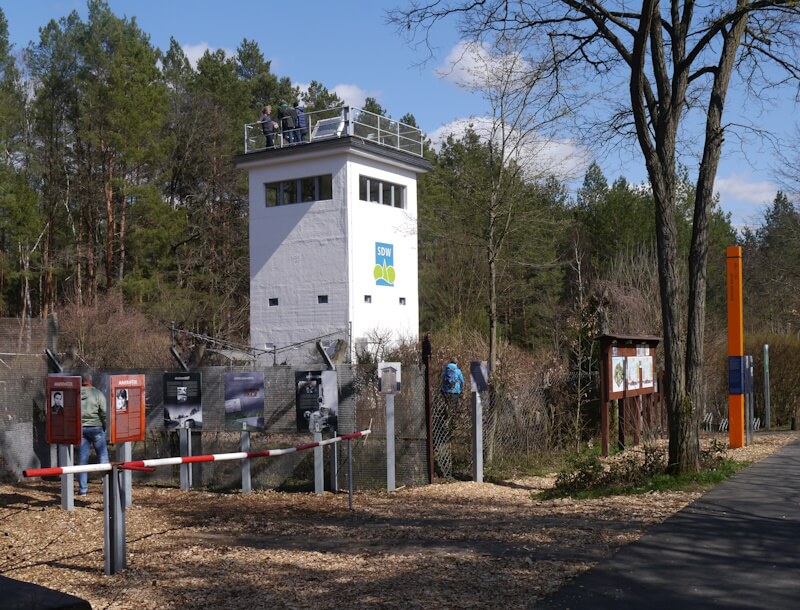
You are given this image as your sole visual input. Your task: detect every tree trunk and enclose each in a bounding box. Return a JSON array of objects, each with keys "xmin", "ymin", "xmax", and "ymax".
[
  {"xmin": 686, "ymin": 7, "xmax": 749, "ymax": 446},
  {"xmin": 103, "ymin": 150, "xmax": 115, "ymax": 289},
  {"xmin": 118, "ymin": 189, "xmax": 126, "ymax": 282}
]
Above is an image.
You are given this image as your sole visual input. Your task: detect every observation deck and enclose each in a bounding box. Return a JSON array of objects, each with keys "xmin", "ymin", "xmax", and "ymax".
[{"xmin": 243, "ymin": 105, "xmax": 424, "ymax": 157}]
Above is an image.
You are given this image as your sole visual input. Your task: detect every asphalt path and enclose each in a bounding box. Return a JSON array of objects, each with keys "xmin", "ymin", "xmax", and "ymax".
[{"xmin": 540, "ymin": 439, "xmax": 800, "ymax": 608}]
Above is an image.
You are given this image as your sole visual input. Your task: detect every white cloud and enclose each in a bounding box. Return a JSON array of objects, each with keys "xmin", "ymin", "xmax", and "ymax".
[
  {"xmin": 436, "ymin": 41, "xmax": 492, "ymax": 87},
  {"xmin": 429, "ymin": 117, "xmax": 590, "ymax": 181},
  {"xmin": 714, "ymin": 173, "xmax": 777, "ymax": 206},
  {"xmin": 182, "ymin": 42, "xmax": 235, "ymax": 68},
  {"xmin": 436, "ymin": 40, "xmax": 536, "ymax": 91},
  {"xmin": 331, "ymin": 84, "xmax": 380, "ymax": 108}
]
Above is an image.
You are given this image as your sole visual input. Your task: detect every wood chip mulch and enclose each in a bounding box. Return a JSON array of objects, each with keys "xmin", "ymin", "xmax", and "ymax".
[{"xmin": 1, "ymin": 432, "xmax": 797, "ymax": 609}]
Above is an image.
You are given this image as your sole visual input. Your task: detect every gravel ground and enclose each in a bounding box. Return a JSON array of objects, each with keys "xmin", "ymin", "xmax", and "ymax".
[{"xmin": 2, "ymin": 432, "xmax": 797, "ymax": 609}]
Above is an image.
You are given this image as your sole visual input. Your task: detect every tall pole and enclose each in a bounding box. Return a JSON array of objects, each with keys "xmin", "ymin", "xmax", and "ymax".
[
  {"xmin": 386, "ymin": 393, "xmax": 396, "ymax": 492},
  {"xmin": 422, "ymin": 334, "xmax": 434, "ymax": 483},
  {"xmin": 764, "ymin": 344, "xmax": 771, "ymax": 431},
  {"xmin": 726, "ymin": 246, "xmax": 745, "ymax": 448}
]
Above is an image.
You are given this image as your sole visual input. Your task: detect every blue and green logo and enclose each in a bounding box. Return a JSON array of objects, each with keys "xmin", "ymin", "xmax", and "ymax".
[{"xmin": 374, "ymin": 242, "xmax": 395, "ymax": 286}]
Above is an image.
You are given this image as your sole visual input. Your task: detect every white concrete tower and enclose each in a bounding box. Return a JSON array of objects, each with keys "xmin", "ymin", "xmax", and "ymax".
[{"xmin": 236, "ymin": 107, "xmax": 431, "ymax": 364}]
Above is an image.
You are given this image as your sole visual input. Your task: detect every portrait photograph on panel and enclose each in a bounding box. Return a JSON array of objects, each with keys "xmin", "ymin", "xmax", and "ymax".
[
  {"xmin": 115, "ymin": 388, "xmax": 129, "ymax": 412},
  {"xmin": 50, "ymin": 390, "xmax": 64, "ymax": 414}
]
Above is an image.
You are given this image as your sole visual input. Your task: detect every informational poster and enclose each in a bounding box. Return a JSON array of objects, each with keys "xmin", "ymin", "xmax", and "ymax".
[
  {"xmin": 640, "ymin": 356, "xmax": 655, "ymax": 389},
  {"xmin": 626, "ymin": 356, "xmax": 641, "ymax": 391},
  {"xmin": 377, "ymin": 361, "xmax": 401, "ymax": 394},
  {"xmin": 320, "ymin": 371, "xmax": 338, "ymax": 418},
  {"xmin": 224, "ymin": 371, "xmax": 265, "ymax": 431},
  {"xmin": 163, "ymin": 372, "xmax": 202, "ymax": 429},
  {"xmin": 46, "ymin": 375, "xmax": 82, "ymax": 445},
  {"xmin": 109, "ymin": 374, "xmax": 146, "ymax": 444},
  {"xmin": 611, "ymin": 356, "xmax": 626, "ymax": 395},
  {"xmin": 295, "ymin": 370, "xmax": 322, "ymax": 432}
]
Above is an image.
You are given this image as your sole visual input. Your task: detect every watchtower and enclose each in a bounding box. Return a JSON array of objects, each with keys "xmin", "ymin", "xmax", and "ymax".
[{"xmin": 235, "ymin": 106, "xmax": 431, "ymax": 364}]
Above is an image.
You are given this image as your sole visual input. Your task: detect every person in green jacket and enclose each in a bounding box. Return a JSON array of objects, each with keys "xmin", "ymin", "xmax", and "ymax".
[{"xmin": 77, "ymin": 372, "xmax": 109, "ymax": 496}]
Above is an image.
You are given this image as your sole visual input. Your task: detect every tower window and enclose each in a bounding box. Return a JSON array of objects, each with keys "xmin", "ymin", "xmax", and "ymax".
[
  {"xmin": 318, "ymin": 295, "xmax": 328, "ymax": 304},
  {"xmin": 359, "ymin": 175, "xmax": 406, "ymax": 209},
  {"xmin": 264, "ymin": 174, "xmax": 333, "ymax": 206},
  {"xmin": 399, "ymin": 297, "xmax": 406, "ymax": 305},
  {"xmin": 364, "ymin": 295, "xmax": 372, "ymax": 303},
  {"xmin": 268, "ymin": 298, "xmax": 279, "ymax": 306}
]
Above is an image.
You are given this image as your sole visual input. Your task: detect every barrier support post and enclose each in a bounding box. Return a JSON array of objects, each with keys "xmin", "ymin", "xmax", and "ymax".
[
  {"xmin": 59, "ymin": 444, "xmax": 74, "ymax": 511},
  {"xmin": 347, "ymin": 438, "xmax": 353, "ymax": 511},
  {"xmin": 313, "ymin": 431, "xmax": 324, "ymax": 495},
  {"xmin": 471, "ymin": 390, "xmax": 483, "ymax": 483},
  {"xmin": 241, "ymin": 429, "xmax": 251, "ymax": 494},
  {"xmin": 386, "ymin": 393, "xmax": 396, "ymax": 492},
  {"xmin": 179, "ymin": 427, "xmax": 192, "ymax": 490},
  {"xmin": 103, "ymin": 466, "xmax": 126, "ymax": 575}
]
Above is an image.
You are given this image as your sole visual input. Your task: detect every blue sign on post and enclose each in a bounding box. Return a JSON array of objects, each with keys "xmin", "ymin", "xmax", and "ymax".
[{"xmin": 728, "ymin": 356, "xmax": 744, "ymax": 395}]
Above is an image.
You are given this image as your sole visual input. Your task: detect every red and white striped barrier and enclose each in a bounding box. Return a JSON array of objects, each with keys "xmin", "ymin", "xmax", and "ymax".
[{"xmin": 23, "ymin": 429, "xmax": 371, "ymax": 478}]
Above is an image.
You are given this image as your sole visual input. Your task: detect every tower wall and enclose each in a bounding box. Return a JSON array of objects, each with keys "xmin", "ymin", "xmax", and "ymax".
[{"xmin": 241, "ymin": 139, "xmax": 426, "ymax": 364}]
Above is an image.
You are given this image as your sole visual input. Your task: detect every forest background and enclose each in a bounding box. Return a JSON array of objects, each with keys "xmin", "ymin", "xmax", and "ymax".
[{"xmin": 2, "ymin": 2, "xmax": 800, "ymax": 432}]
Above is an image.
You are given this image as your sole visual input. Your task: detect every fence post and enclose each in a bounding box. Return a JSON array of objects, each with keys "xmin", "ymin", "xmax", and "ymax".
[
  {"xmin": 386, "ymin": 392, "xmax": 396, "ymax": 492},
  {"xmin": 241, "ymin": 429, "xmax": 251, "ymax": 494},
  {"xmin": 422, "ymin": 334, "xmax": 434, "ymax": 483},
  {"xmin": 329, "ymin": 429, "xmax": 339, "ymax": 492},
  {"xmin": 179, "ymin": 428, "xmax": 192, "ymax": 490},
  {"xmin": 118, "ymin": 442, "xmax": 132, "ymax": 508},
  {"xmin": 59, "ymin": 444, "xmax": 74, "ymax": 511},
  {"xmin": 347, "ymin": 438, "xmax": 353, "ymax": 511},
  {"xmin": 313, "ymin": 431, "xmax": 324, "ymax": 495},
  {"xmin": 471, "ymin": 390, "xmax": 483, "ymax": 483}
]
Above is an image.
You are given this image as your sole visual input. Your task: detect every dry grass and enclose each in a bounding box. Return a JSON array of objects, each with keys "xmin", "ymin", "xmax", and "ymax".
[{"xmin": 1, "ymin": 432, "xmax": 797, "ymax": 609}]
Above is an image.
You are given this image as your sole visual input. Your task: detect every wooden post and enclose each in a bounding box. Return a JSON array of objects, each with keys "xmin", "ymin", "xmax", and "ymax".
[{"xmin": 599, "ymin": 338, "xmax": 610, "ymax": 456}]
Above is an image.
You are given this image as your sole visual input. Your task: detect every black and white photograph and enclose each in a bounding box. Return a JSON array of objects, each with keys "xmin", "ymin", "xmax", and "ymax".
[
  {"xmin": 163, "ymin": 372, "xmax": 203, "ymax": 429},
  {"xmin": 50, "ymin": 390, "xmax": 64, "ymax": 414},
  {"xmin": 115, "ymin": 388, "xmax": 129, "ymax": 412}
]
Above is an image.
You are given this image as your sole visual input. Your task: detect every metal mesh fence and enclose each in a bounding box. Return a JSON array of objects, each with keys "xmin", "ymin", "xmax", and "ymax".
[
  {"xmin": 0, "ymin": 326, "xmax": 428, "ymax": 491},
  {"xmin": 0, "ymin": 318, "xmax": 53, "ymax": 483},
  {"xmin": 1, "ymin": 315, "xmax": 665, "ymax": 489},
  {"xmin": 431, "ymin": 369, "xmax": 645, "ymax": 480}
]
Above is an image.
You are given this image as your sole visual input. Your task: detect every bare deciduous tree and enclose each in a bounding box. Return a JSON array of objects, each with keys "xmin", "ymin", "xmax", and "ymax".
[{"xmin": 392, "ymin": 0, "xmax": 800, "ymax": 472}]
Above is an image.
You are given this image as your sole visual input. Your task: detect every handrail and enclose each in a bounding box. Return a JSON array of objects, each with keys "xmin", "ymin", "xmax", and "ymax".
[{"xmin": 244, "ymin": 105, "xmax": 423, "ymax": 156}]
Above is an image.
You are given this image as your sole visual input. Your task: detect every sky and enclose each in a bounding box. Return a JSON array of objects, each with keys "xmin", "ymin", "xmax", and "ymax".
[{"xmin": 2, "ymin": 0, "xmax": 796, "ymax": 230}]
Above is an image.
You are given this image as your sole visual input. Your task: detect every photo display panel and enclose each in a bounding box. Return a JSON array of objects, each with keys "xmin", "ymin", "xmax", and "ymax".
[
  {"xmin": 295, "ymin": 370, "xmax": 322, "ymax": 432},
  {"xmin": 46, "ymin": 375, "xmax": 82, "ymax": 445},
  {"xmin": 605, "ymin": 343, "xmax": 658, "ymax": 399},
  {"xmin": 163, "ymin": 372, "xmax": 202, "ymax": 429},
  {"xmin": 109, "ymin": 374, "xmax": 146, "ymax": 443},
  {"xmin": 224, "ymin": 371, "xmax": 265, "ymax": 431}
]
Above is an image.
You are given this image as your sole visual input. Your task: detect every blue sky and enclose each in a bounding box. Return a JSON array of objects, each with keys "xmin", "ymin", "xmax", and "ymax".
[{"xmin": 2, "ymin": 0, "xmax": 794, "ymax": 230}]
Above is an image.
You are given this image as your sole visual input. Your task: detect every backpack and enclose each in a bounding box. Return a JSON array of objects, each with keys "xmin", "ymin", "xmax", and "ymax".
[{"xmin": 443, "ymin": 365, "xmax": 460, "ymax": 393}]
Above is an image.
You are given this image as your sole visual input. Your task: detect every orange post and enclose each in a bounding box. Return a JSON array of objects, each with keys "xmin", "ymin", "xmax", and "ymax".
[{"xmin": 726, "ymin": 246, "xmax": 745, "ymax": 448}]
